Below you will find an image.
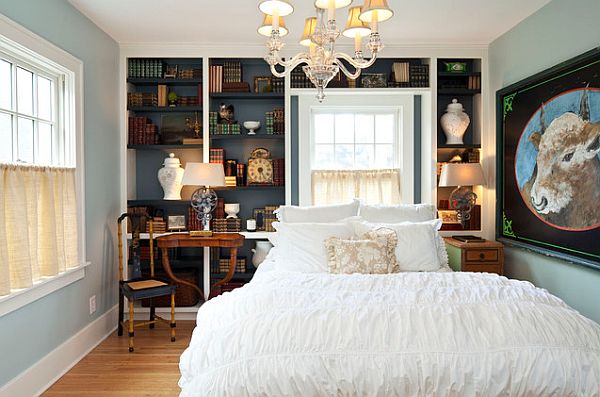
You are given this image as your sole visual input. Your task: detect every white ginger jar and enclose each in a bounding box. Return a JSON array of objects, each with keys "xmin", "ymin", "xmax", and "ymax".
[
  {"xmin": 440, "ymin": 98, "xmax": 470, "ymax": 145},
  {"xmin": 157, "ymin": 153, "xmax": 184, "ymax": 200},
  {"xmin": 251, "ymin": 241, "xmax": 273, "ymax": 268}
]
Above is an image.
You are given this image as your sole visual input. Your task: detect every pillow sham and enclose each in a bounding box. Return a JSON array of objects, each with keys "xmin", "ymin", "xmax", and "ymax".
[
  {"xmin": 275, "ymin": 199, "xmax": 360, "ymax": 223},
  {"xmin": 352, "ymin": 219, "xmax": 447, "ymax": 272},
  {"xmin": 325, "ymin": 228, "xmax": 398, "ymax": 274},
  {"xmin": 272, "ymin": 221, "xmax": 354, "ymax": 272},
  {"xmin": 359, "ymin": 203, "xmax": 436, "ymax": 223}
]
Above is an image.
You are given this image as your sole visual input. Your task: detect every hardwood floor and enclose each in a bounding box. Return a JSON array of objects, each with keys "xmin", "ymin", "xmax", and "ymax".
[{"xmin": 42, "ymin": 321, "xmax": 195, "ymax": 396}]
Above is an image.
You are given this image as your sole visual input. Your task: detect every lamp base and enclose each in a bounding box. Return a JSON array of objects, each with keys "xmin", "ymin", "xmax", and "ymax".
[{"xmin": 189, "ymin": 230, "xmax": 213, "ymax": 238}]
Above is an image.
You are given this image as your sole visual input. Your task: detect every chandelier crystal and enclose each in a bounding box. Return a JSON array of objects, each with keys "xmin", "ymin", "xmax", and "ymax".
[{"xmin": 258, "ymin": 0, "xmax": 393, "ymax": 101}]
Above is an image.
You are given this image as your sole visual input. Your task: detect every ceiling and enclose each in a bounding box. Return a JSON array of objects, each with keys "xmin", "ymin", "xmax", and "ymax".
[{"xmin": 68, "ymin": 0, "xmax": 551, "ymax": 46}]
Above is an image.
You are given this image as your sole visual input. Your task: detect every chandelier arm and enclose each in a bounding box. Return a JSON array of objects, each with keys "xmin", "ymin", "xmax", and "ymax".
[
  {"xmin": 334, "ymin": 52, "xmax": 379, "ymax": 70},
  {"xmin": 335, "ymin": 60, "xmax": 362, "ymax": 80},
  {"xmin": 270, "ymin": 52, "xmax": 310, "ymax": 69}
]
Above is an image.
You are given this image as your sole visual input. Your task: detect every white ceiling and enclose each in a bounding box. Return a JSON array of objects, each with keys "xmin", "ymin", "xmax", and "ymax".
[{"xmin": 68, "ymin": 0, "xmax": 551, "ymax": 46}]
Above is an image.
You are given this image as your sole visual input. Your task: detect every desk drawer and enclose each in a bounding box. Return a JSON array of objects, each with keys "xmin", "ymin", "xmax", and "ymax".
[
  {"xmin": 462, "ymin": 263, "xmax": 502, "ymax": 274},
  {"xmin": 465, "ymin": 249, "xmax": 498, "ymax": 262}
]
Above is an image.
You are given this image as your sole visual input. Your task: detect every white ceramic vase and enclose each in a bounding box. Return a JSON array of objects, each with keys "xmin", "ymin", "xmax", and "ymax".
[
  {"xmin": 224, "ymin": 203, "xmax": 240, "ymax": 218},
  {"xmin": 251, "ymin": 241, "xmax": 272, "ymax": 268},
  {"xmin": 157, "ymin": 153, "xmax": 184, "ymax": 200},
  {"xmin": 440, "ymin": 98, "xmax": 470, "ymax": 145}
]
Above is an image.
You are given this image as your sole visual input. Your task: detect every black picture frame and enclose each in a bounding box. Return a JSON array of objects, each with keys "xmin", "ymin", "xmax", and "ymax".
[{"xmin": 496, "ymin": 47, "xmax": 600, "ymax": 270}]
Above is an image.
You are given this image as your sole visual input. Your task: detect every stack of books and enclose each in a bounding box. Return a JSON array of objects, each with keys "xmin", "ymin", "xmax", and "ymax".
[
  {"xmin": 467, "ymin": 75, "xmax": 481, "ymax": 90},
  {"xmin": 209, "ymin": 65, "xmax": 223, "ymax": 92},
  {"xmin": 290, "ymin": 66, "xmax": 311, "ymax": 88},
  {"xmin": 209, "ymin": 148, "xmax": 225, "ymax": 165},
  {"xmin": 223, "ymin": 61, "xmax": 242, "ymax": 83},
  {"xmin": 209, "ymin": 112, "xmax": 218, "ymax": 134},
  {"xmin": 224, "ymin": 176, "xmax": 237, "ymax": 187},
  {"xmin": 222, "ymin": 82, "xmax": 250, "ymax": 92},
  {"xmin": 212, "ymin": 218, "xmax": 241, "ymax": 232},
  {"xmin": 157, "ymin": 85, "xmax": 168, "ymax": 107},
  {"xmin": 128, "ymin": 117, "xmax": 158, "ymax": 145},
  {"xmin": 188, "ymin": 207, "xmax": 202, "ymax": 231},
  {"xmin": 214, "ymin": 198, "xmax": 225, "ymax": 219},
  {"xmin": 263, "ymin": 205, "xmax": 279, "ymax": 232},
  {"xmin": 225, "ymin": 160, "xmax": 237, "ymax": 187},
  {"xmin": 272, "ymin": 77, "xmax": 284, "ymax": 93},
  {"xmin": 214, "ymin": 124, "xmax": 241, "ymax": 135},
  {"xmin": 127, "ymin": 92, "xmax": 158, "ymax": 107},
  {"xmin": 177, "ymin": 96, "xmax": 200, "ymax": 106},
  {"xmin": 128, "ymin": 59, "xmax": 163, "ymax": 78},
  {"xmin": 217, "ymin": 257, "xmax": 246, "ymax": 273},
  {"xmin": 273, "ymin": 158, "xmax": 285, "ymax": 186},
  {"xmin": 266, "ymin": 108, "xmax": 285, "ymax": 134},
  {"xmin": 236, "ymin": 163, "xmax": 246, "ymax": 186},
  {"xmin": 145, "ymin": 218, "xmax": 167, "ymax": 234},
  {"xmin": 409, "ymin": 64, "xmax": 429, "ymax": 87},
  {"xmin": 178, "ymin": 67, "xmax": 201, "ymax": 79}
]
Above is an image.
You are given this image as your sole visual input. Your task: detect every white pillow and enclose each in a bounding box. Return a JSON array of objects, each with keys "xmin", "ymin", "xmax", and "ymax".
[
  {"xmin": 352, "ymin": 219, "xmax": 447, "ymax": 272},
  {"xmin": 272, "ymin": 221, "xmax": 354, "ymax": 272},
  {"xmin": 359, "ymin": 203, "xmax": 436, "ymax": 223},
  {"xmin": 275, "ymin": 199, "xmax": 360, "ymax": 223}
]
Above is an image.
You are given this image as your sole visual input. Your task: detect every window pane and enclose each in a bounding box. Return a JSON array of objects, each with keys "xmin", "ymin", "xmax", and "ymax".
[
  {"xmin": 355, "ymin": 114, "xmax": 374, "ymax": 143},
  {"xmin": 314, "ymin": 144, "xmax": 334, "ymax": 169},
  {"xmin": 375, "ymin": 144, "xmax": 394, "ymax": 168},
  {"xmin": 334, "ymin": 144, "xmax": 353, "ymax": 169},
  {"xmin": 314, "ymin": 113, "xmax": 334, "ymax": 143},
  {"xmin": 17, "ymin": 67, "xmax": 34, "ymax": 116},
  {"xmin": 0, "ymin": 112, "xmax": 12, "ymax": 161},
  {"xmin": 38, "ymin": 77, "xmax": 52, "ymax": 121},
  {"xmin": 17, "ymin": 117, "xmax": 34, "ymax": 162},
  {"xmin": 355, "ymin": 144, "xmax": 374, "ymax": 169},
  {"xmin": 38, "ymin": 122, "xmax": 52, "ymax": 164},
  {"xmin": 375, "ymin": 114, "xmax": 394, "ymax": 143},
  {"xmin": 0, "ymin": 60, "xmax": 11, "ymax": 111},
  {"xmin": 334, "ymin": 114, "xmax": 354, "ymax": 143}
]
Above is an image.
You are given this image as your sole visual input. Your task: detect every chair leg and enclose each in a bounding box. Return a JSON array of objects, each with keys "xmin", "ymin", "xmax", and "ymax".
[
  {"xmin": 128, "ymin": 300, "xmax": 135, "ymax": 352},
  {"xmin": 149, "ymin": 298, "xmax": 155, "ymax": 329},
  {"xmin": 170, "ymin": 292, "xmax": 176, "ymax": 342},
  {"xmin": 118, "ymin": 290, "xmax": 124, "ymax": 336}
]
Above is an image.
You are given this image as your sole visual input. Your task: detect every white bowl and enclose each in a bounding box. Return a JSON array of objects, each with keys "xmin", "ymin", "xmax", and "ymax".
[{"xmin": 243, "ymin": 121, "xmax": 261, "ymax": 135}]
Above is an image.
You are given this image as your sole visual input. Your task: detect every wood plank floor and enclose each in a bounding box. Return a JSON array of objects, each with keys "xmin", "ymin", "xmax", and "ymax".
[{"xmin": 42, "ymin": 321, "xmax": 195, "ymax": 396}]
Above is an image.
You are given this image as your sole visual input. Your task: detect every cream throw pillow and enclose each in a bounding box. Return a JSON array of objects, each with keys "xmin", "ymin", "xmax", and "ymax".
[{"xmin": 325, "ymin": 228, "xmax": 398, "ymax": 274}]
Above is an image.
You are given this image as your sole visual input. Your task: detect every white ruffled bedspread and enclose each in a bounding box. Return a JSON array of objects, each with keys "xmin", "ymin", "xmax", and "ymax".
[{"xmin": 179, "ymin": 270, "xmax": 600, "ymax": 397}]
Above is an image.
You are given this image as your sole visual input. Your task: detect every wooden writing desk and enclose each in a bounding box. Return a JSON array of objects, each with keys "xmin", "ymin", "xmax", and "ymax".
[{"xmin": 156, "ymin": 233, "xmax": 245, "ymax": 301}]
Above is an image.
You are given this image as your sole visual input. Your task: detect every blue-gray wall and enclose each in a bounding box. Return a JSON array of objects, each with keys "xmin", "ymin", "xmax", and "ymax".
[
  {"xmin": 0, "ymin": 0, "xmax": 119, "ymax": 387},
  {"xmin": 489, "ymin": 0, "xmax": 600, "ymax": 323}
]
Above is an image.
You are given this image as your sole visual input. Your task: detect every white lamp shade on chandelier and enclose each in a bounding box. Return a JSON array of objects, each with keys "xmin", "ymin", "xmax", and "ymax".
[
  {"xmin": 439, "ymin": 163, "xmax": 486, "ymax": 187},
  {"xmin": 181, "ymin": 163, "xmax": 226, "ymax": 187},
  {"xmin": 257, "ymin": 0, "xmax": 394, "ymax": 101}
]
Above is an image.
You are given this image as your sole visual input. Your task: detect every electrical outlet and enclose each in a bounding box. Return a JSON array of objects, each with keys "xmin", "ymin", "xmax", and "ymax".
[{"xmin": 89, "ymin": 295, "xmax": 96, "ymax": 315}]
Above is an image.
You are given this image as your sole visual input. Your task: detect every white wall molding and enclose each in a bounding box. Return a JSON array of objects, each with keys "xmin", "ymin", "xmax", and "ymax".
[{"xmin": 0, "ymin": 305, "xmax": 118, "ymax": 397}]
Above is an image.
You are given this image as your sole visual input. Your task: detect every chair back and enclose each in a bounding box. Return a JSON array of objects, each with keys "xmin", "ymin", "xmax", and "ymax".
[{"xmin": 117, "ymin": 212, "xmax": 154, "ymax": 282}]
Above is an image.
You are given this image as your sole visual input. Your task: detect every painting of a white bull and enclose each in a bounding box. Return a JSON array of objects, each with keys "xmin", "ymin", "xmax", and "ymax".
[{"xmin": 515, "ymin": 88, "xmax": 600, "ymax": 230}]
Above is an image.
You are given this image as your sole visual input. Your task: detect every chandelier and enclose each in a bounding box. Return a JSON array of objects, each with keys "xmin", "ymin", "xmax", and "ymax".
[{"xmin": 257, "ymin": 0, "xmax": 394, "ymax": 101}]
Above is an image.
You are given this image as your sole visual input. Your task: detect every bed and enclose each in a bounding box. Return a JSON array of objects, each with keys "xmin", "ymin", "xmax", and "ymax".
[{"xmin": 178, "ymin": 202, "xmax": 600, "ymax": 396}]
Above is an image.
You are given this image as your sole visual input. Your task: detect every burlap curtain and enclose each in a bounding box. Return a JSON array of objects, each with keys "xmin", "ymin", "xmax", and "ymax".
[
  {"xmin": 312, "ymin": 169, "xmax": 401, "ymax": 205},
  {"xmin": 0, "ymin": 164, "xmax": 79, "ymax": 296}
]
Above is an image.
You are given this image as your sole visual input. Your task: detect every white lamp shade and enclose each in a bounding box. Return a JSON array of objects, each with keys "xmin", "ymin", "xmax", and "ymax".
[
  {"xmin": 439, "ymin": 163, "xmax": 486, "ymax": 187},
  {"xmin": 258, "ymin": 14, "xmax": 289, "ymax": 37},
  {"xmin": 299, "ymin": 17, "xmax": 317, "ymax": 46},
  {"xmin": 342, "ymin": 6, "xmax": 371, "ymax": 38},
  {"xmin": 314, "ymin": 0, "xmax": 353, "ymax": 9},
  {"xmin": 181, "ymin": 163, "xmax": 225, "ymax": 187},
  {"xmin": 259, "ymin": 0, "xmax": 294, "ymax": 17},
  {"xmin": 359, "ymin": 0, "xmax": 394, "ymax": 22}
]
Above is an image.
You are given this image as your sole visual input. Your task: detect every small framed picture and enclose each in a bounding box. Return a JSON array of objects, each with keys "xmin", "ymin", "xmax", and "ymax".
[
  {"xmin": 167, "ymin": 215, "xmax": 186, "ymax": 231},
  {"xmin": 254, "ymin": 76, "xmax": 272, "ymax": 93},
  {"xmin": 438, "ymin": 209, "xmax": 460, "ymax": 225}
]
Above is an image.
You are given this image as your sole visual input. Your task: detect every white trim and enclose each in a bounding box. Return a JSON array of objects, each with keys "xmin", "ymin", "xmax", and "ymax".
[
  {"xmin": 0, "ymin": 304, "xmax": 117, "ymax": 397},
  {"xmin": 0, "ymin": 12, "xmax": 87, "ymax": 313},
  {"xmin": 0, "ymin": 263, "xmax": 90, "ymax": 317}
]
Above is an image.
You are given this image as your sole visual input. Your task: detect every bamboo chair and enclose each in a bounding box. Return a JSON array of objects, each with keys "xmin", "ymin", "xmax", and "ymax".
[{"xmin": 117, "ymin": 213, "xmax": 176, "ymax": 352}]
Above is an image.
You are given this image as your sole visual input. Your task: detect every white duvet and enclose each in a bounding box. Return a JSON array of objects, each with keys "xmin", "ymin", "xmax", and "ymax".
[{"xmin": 179, "ymin": 264, "xmax": 600, "ymax": 396}]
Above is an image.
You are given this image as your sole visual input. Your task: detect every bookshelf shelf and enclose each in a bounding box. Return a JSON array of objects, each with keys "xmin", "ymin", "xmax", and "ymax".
[
  {"xmin": 438, "ymin": 88, "xmax": 481, "ymax": 95},
  {"xmin": 128, "ymin": 106, "xmax": 203, "ymax": 112},
  {"xmin": 438, "ymin": 144, "xmax": 481, "ymax": 149},
  {"xmin": 438, "ymin": 71, "xmax": 481, "ymax": 77},
  {"xmin": 127, "ymin": 78, "xmax": 203, "ymax": 85},
  {"xmin": 209, "ymin": 92, "xmax": 284, "ymax": 99},
  {"xmin": 209, "ymin": 134, "xmax": 284, "ymax": 140},
  {"xmin": 127, "ymin": 144, "xmax": 203, "ymax": 150}
]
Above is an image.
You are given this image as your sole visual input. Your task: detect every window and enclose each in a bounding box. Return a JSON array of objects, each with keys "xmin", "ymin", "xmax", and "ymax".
[
  {"xmin": 0, "ymin": 52, "xmax": 65, "ymax": 165},
  {"xmin": 0, "ymin": 14, "xmax": 85, "ymax": 317},
  {"xmin": 312, "ymin": 112, "xmax": 398, "ymax": 170}
]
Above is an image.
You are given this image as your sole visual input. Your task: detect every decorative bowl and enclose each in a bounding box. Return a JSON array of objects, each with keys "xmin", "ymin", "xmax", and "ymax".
[
  {"xmin": 224, "ymin": 203, "xmax": 240, "ymax": 219},
  {"xmin": 243, "ymin": 121, "xmax": 261, "ymax": 135}
]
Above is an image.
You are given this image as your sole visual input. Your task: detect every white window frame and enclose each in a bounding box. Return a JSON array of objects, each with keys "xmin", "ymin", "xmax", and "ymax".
[
  {"xmin": 298, "ymin": 93, "xmax": 414, "ymax": 205},
  {"xmin": 310, "ymin": 108, "xmax": 400, "ymax": 170},
  {"xmin": 0, "ymin": 14, "xmax": 88, "ymax": 317}
]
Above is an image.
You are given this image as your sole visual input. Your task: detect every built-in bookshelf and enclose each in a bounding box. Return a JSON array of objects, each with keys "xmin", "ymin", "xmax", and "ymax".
[{"xmin": 436, "ymin": 58, "xmax": 482, "ymax": 231}]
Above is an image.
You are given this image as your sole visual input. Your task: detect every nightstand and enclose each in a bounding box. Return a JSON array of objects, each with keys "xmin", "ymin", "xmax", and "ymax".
[{"xmin": 444, "ymin": 237, "xmax": 504, "ymax": 275}]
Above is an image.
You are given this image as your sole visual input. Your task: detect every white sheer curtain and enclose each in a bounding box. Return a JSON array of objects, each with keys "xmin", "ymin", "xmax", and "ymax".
[
  {"xmin": 0, "ymin": 164, "xmax": 79, "ymax": 296},
  {"xmin": 312, "ymin": 169, "xmax": 401, "ymax": 205}
]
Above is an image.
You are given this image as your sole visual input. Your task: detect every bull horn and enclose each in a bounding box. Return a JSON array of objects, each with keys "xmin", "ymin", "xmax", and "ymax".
[{"xmin": 580, "ymin": 86, "xmax": 590, "ymax": 121}]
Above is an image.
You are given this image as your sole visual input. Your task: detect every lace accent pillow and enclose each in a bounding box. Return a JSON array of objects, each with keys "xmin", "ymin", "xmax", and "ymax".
[{"xmin": 325, "ymin": 228, "xmax": 398, "ymax": 274}]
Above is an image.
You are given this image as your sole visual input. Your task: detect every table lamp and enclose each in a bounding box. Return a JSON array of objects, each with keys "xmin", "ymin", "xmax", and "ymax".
[
  {"xmin": 182, "ymin": 163, "xmax": 225, "ymax": 237},
  {"xmin": 439, "ymin": 162, "xmax": 486, "ymax": 227}
]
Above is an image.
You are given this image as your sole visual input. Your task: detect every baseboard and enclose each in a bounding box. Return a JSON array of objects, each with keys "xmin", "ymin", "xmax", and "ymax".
[{"xmin": 0, "ymin": 305, "xmax": 118, "ymax": 397}]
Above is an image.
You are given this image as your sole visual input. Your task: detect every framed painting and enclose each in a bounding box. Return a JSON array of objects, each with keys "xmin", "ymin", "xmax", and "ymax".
[{"xmin": 496, "ymin": 48, "xmax": 600, "ymax": 269}]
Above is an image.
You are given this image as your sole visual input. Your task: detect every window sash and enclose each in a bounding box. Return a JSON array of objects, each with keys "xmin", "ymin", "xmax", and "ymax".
[
  {"xmin": 0, "ymin": 49, "xmax": 62, "ymax": 165},
  {"xmin": 311, "ymin": 110, "xmax": 399, "ymax": 170}
]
